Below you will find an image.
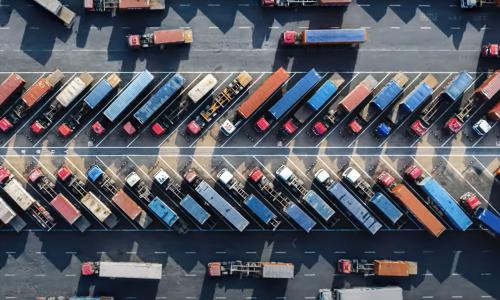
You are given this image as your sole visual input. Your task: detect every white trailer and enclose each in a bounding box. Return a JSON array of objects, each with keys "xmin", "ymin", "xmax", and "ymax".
[
  {"xmin": 319, "ymin": 286, "xmax": 403, "ymax": 300},
  {"xmin": 33, "ymin": 0, "xmax": 76, "ymax": 27},
  {"xmin": 81, "ymin": 261, "xmax": 163, "ymax": 280},
  {"xmin": 0, "ymin": 197, "xmax": 26, "ymax": 232}
]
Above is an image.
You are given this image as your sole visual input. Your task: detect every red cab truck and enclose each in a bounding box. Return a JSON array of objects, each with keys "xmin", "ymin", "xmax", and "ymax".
[
  {"xmin": 0, "ymin": 73, "xmax": 25, "ymax": 108},
  {"xmin": 481, "ymin": 44, "xmax": 499, "ymax": 58},
  {"xmin": 261, "ymin": 0, "xmax": 351, "ymax": 7},
  {"xmin": 128, "ymin": 29, "xmax": 193, "ymax": 49},
  {"xmin": 84, "ymin": 0, "xmax": 164, "ymax": 11}
]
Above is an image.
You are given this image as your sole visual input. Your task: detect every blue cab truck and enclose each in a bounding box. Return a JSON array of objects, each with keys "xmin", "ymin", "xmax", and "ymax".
[
  {"xmin": 405, "ymin": 165, "xmax": 472, "ymax": 231},
  {"xmin": 92, "ymin": 70, "xmax": 154, "ymax": 135},
  {"xmin": 460, "ymin": 192, "xmax": 500, "ymax": 236},
  {"xmin": 281, "ymin": 73, "xmax": 344, "ymax": 136},
  {"xmin": 375, "ymin": 74, "xmax": 438, "ymax": 138},
  {"xmin": 122, "ymin": 73, "xmax": 185, "ymax": 135},
  {"xmin": 410, "ymin": 71, "xmax": 474, "ymax": 137},
  {"xmin": 315, "ymin": 169, "xmax": 383, "ymax": 235},
  {"xmin": 255, "ymin": 68, "xmax": 322, "ymax": 132},
  {"xmin": 348, "ymin": 73, "xmax": 409, "ymax": 134},
  {"xmin": 57, "ymin": 73, "xmax": 121, "ymax": 138}
]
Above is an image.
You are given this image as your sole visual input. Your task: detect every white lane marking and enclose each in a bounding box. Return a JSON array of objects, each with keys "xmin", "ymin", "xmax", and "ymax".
[
  {"xmin": 393, "ymin": 250, "xmax": 405, "ymax": 254},
  {"xmin": 269, "ymin": 26, "xmax": 280, "ymax": 29},
  {"xmin": 390, "ymin": 27, "xmax": 400, "ymax": 29},
  {"xmin": 334, "ymin": 251, "xmax": 346, "ymax": 254},
  {"xmin": 207, "ymin": 3, "xmax": 221, "ymax": 6},
  {"xmin": 389, "ymin": 4, "xmax": 401, "ymax": 7},
  {"xmin": 304, "ymin": 251, "xmax": 316, "ymax": 254},
  {"xmin": 65, "ymin": 251, "xmax": 77, "ymax": 254},
  {"xmin": 275, "ymin": 251, "xmax": 287, "ymax": 254},
  {"xmin": 451, "ymin": 296, "xmax": 463, "ymax": 299},
  {"xmin": 299, "ymin": 26, "xmax": 309, "ymax": 29},
  {"xmin": 36, "ymin": 251, "xmax": 46, "ymax": 254},
  {"xmin": 364, "ymin": 251, "xmax": 376, "ymax": 254},
  {"xmin": 4, "ymin": 274, "xmax": 16, "ymax": 277},
  {"xmin": 65, "ymin": 274, "xmax": 77, "ymax": 277},
  {"xmin": 419, "ymin": 4, "xmax": 431, "ymax": 7},
  {"xmin": 96, "ymin": 251, "xmax": 107, "ymax": 254},
  {"xmin": 424, "ymin": 272, "xmax": 433, "ymax": 276},
  {"xmin": 126, "ymin": 251, "xmax": 137, "ymax": 254},
  {"xmin": 5, "ymin": 252, "xmax": 16, "ymax": 254},
  {"xmin": 422, "ymin": 296, "xmax": 434, "ymax": 299},
  {"xmin": 185, "ymin": 273, "xmax": 198, "ymax": 277},
  {"xmin": 34, "ymin": 274, "xmax": 46, "ymax": 277},
  {"xmin": 451, "ymin": 273, "xmax": 461, "ymax": 276},
  {"xmin": 304, "ymin": 273, "xmax": 316, "ymax": 277},
  {"xmin": 154, "ymin": 251, "xmax": 167, "ymax": 254},
  {"xmin": 358, "ymin": 4, "xmax": 370, "ymax": 6},
  {"xmin": 185, "ymin": 251, "xmax": 197, "ymax": 254},
  {"xmin": 209, "ymin": 26, "xmax": 219, "ymax": 29},
  {"xmin": 0, "ymin": 27, "xmax": 9, "ymax": 30},
  {"xmin": 179, "ymin": 3, "xmax": 191, "ymax": 6},
  {"xmin": 481, "ymin": 296, "xmax": 493, "ymax": 298},
  {"xmin": 421, "ymin": 27, "xmax": 432, "ymax": 30},
  {"xmin": 238, "ymin": 26, "xmax": 252, "ymax": 29},
  {"xmin": 216, "ymin": 251, "xmax": 227, "ymax": 254},
  {"xmin": 480, "ymin": 273, "xmax": 492, "ymax": 276},
  {"xmin": 245, "ymin": 251, "xmax": 257, "ymax": 254},
  {"xmin": 450, "ymin": 27, "xmax": 461, "ymax": 30}
]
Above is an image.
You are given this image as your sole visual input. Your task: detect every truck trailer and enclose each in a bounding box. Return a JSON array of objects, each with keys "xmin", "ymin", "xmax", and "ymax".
[
  {"xmin": 208, "ymin": 261, "xmax": 294, "ymax": 279},
  {"xmin": 248, "ymin": 167, "xmax": 316, "ymax": 232},
  {"xmin": 151, "ymin": 74, "xmax": 218, "ymax": 136},
  {"xmin": 256, "ymin": 69, "xmax": 322, "ymax": 132},
  {"xmin": 128, "ymin": 29, "xmax": 193, "ymax": 49},
  {"xmin": 446, "ymin": 70, "xmax": 500, "ymax": 133},
  {"xmin": 28, "ymin": 167, "xmax": 91, "ymax": 232},
  {"xmin": 319, "ymin": 286, "xmax": 403, "ymax": 300},
  {"xmin": 81, "ymin": 261, "xmax": 162, "ymax": 280},
  {"xmin": 312, "ymin": 75, "xmax": 378, "ymax": 136},
  {"xmin": 0, "ymin": 73, "xmax": 26, "ymax": 108},
  {"xmin": 0, "ymin": 167, "xmax": 56, "ymax": 230},
  {"xmin": 377, "ymin": 171, "xmax": 445, "ymax": 237},
  {"xmin": 411, "ymin": 71, "xmax": 474, "ymax": 137},
  {"xmin": 0, "ymin": 197, "xmax": 27, "ymax": 232},
  {"xmin": 186, "ymin": 72, "xmax": 253, "ymax": 135},
  {"xmin": 460, "ymin": 192, "xmax": 500, "ymax": 236},
  {"xmin": 338, "ymin": 259, "xmax": 417, "ymax": 277},
  {"xmin": 281, "ymin": 73, "xmax": 344, "ymax": 136},
  {"xmin": 57, "ymin": 166, "xmax": 119, "ymax": 228},
  {"xmin": 0, "ymin": 70, "xmax": 64, "ymax": 133},
  {"xmin": 34, "ymin": 0, "xmax": 76, "ymax": 27},
  {"xmin": 282, "ymin": 28, "xmax": 367, "ymax": 46},
  {"xmin": 261, "ymin": 0, "xmax": 351, "ymax": 7},
  {"xmin": 84, "ymin": 0, "xmax": 165, "ymax": 11},
  {"xmin": 472, "ymin": 99, "xmax": 500, "ymax": 136},
  {"xmin": 184, "ymin": 169, "xmax": 249, "ymax": 232},
  {"xmin": 32, "ymin": 73, "xmax": 94, "ymax": 134},
  {"xmin": 460, "ymin": 0, "xmax": 500, "ymax": 8},
  {"xmin": 123, "ymin": 73, "xmax": 185, "ymax": 135},
  {"xmin": 92, "ymin": 70, "xmax": 154, "ymax": 135},
  {"xmin": 58, "ymin": 74, "xmax": 121, "ymax": 138},
  {"xmin": 220, "ymin": 68, "xmax": 290, "ymax": 136}
]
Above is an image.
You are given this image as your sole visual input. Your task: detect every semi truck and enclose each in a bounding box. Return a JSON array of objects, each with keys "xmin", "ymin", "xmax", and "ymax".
[
  {"xmin": 186, "ymin": 72, "xmax": 253, "ymax": 135},
  {"xmin": 446, "ymin": 70, "xmax": 500, "ymax": 133},
  {"xmin": 34, "ymin": 0, "xmax": 76, "ymax": 27},
  {"xmin": 28, "ymin": 167, "xmax": 91, "ymax": 232},
  {"xmin": 410, "ymin": 71, "xmax": 474, "ymax": 137},
  {"xmin": 184, "ymin": 169, "xmax": 249, "ymax": 232},
  {"xmin": 36, "ymin": 297, "xmax": 114, "ymax": 300},
  {"xmin": 282, "ymin": 28, "xmax": 367, "ymax": 46},
  {"xmin": 86, "ymin": 165, "xmax": 152, "ymax": 228},
  {"xmin": 460, "ymin": 0, "xmax": 500, "ymax": 8},
  {"xmin": 261, "ymin": 0, "xmax": 351, "ymax": 7},
  {"xmin": 248, "ymin": 167, "xmax": 316, "ymax": 232},
  {"xmin": 0, "ymin": 73, "xmax": 26, "ymax": 108},
  {"xmin": 208, "ymin": 261, "xmax": 294, "ymax": 279},
  {"xmin": 81, "ymin": 261, "xmax": 162, "ymax": 280},
  {"xmin": 312, "ymin": 75, "xmax": 378, "ymax": 136},
  {"xmin": 319, "ymin": 286, "xmax": 403, "ymax": 300},
  {"xmin": 256, "ymin": 69, "xmax": 322, "ymax": 132},
  {"xmin": 84, "ymin": 0, "xmax": 165, "ymax": 11},
  {"xmin": 57, "ymin": 166, "xmax": 119, "ymax": 228},
  {"xmin": 217, "ymin": 168, "xmax": 281, "ymax": 230},
  {"xmin": 58, "ymin": 74, "xmax": 121, "ymax": 138},
  {"xmin": 275, "ymin": 165, "xmax": 339, "ymax": 225},
  {"xmin": 0, "ymin": 197, "xmax": 27, "ymax": 232},
  {"xmin": 337, "ymin": 259, "xmax": 417, "ymax": 277},
  {"xmin": 153, "ymin": 169, "xmax": 217, "ymax": 228},
  {"xmin": 31, "ymin": 73, "xmax": 94, "ymax": 134},
  {"xmin": 460, "ymin": 192, "xmax": 500, "ymax": 236},
  {"xmin": 0, "ymin": 70, "xmax": 64, "ymax": 133},
  {"xmin": 342, "ymin": 167, "xmax": 405, "ymax": 227},
  {"xmin": 122, "ymin": 73, "xmax": 185, "ymax": 135},
  {"xmin": 220, "ymin": 68, "xmax": 290, "ymax": 136},
  {"xmin": 482, "ymin": 43, "xmax": 499, "ymax": 58},
  {"xmin": 375, "ymin": 74, "xmax": 438, "ymax": 138},
  {"xmin": 472, "ymin": 99, "xmax": 500, "ymax": 136},
  {"xmin": 0, "ymin": 167, "xmax": 56, "ymax": 230},
  {"xmin": 347, "ymin": 73, "xmax": 408, "ymax": 135},
  {"xmin": 405, "ymin": 165, "xmax": 472, "ymax": 231},
  {"xmin": 281, "ymin": 73, "xmax": 344, "ymax": 136},
  {"xmin": 151, "ymin": 74, "xmax": 218, "ymax": 136},
  {"xmin": 92, "ymin": 70, "xmax": 154, "ymax": 135},
  {"xmin": 314, "ymin": 169, "xmax": 382, "ymax": 234},
  {"xmin": 377, "ymin": 171, "xmax": 445, "ymax": 237},
  {"xmin": 128, "ymin": 29, "xmax": 193, "ymax": 49},
  {"xmin": 125, "ymin": 171, "xmax": 188, "ymax": 234}
]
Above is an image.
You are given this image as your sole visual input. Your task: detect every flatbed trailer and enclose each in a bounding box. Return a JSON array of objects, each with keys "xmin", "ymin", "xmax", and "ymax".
[
  {"xmin": 0, "ymin": 167, "xmax": 56, "ymax": 230},
  {"xmin": 81, "ymin": 261, "xmax": 163, "ymax": 280},
  {"xmin": 208, "ymin": 261, "xmax": 294, "ymax": 279},
  {"xmin": 28, "ymin": 168, "xmax": 91, "ymax": 232},
  {"xmin": 282, "ymin": 28, "xmax": 367, "ymax": 46},
  {"xmin": 34, "ymin": 0, "xmax": 76, "ymax": 27},
  {"xmin": 248, "ymin": 168, "xmax": 316, "ymax": 232},
  {"xmin": 128, "ymin": 29, "xmax": 193, "ymax": 49},
  {"xmin": 84, "ymin": 0, "xmax": 165, "ymax": 11},
  {"xmin": 261, "ymin": 0, "xmax": 351, "ymax": 7},
  {"xmin": 186, "ymin": 72, "xmax": 253, "ymax": 135}
]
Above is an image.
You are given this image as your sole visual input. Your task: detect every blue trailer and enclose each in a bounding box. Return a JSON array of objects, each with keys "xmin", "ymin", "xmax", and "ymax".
[
  {"xmin": 370, "ymin": 192, "xmax": 403, "ymax": 225},
  {"xmin": 442, "ymin": 71, "xmax": 474, "ymax": 102},
  {"xmin": 303, "ymin": 190, "xmax": 336, "ymax": 222},
  {"xmin": 148, "ymin": 196, "xmax": 179, "ymax": 227},
  {"xmin": 370, "ymin": 74, "xmax": 408, "ymax": 112},
  {"xmin": 180, "ymin": 195, "xmax": 211, "ymax": 226},
  {"xmin": 475, "ymin": 208, "xmax": 500, "ymax": 236},
  {"xmin": 326, "ymin": 181, "xmax": 382, "ymax": 234},
  {"xmin": 256, "ymin": 69, "xmax": 322, "ymax": 132},
  {"xmin": 284, "ymin": 202, "xmax": 316, "ymax": 232},
  {"xmin": 283, "ymin": 28, "xmax": 368, "ymax": 46},
  {"xmin": 194, "ymin": 181, "xmax": 249, "ymax": 232},
  {"xmin": 418, "ymin": 177, "xmax": 472, "ymax": 231},
  {"xmin": 103, "ymin": 70, "xmax": 154, "ymax": 122},
  {"xmin": 244, "ymin": 194, "xmax": 277, "ymax": 226}
]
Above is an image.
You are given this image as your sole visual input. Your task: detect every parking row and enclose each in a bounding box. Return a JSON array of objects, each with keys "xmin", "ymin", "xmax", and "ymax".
[
  {"xmin": 0, "ymin": 154, "xmax": 497, "ymax": 236},
  {"xmin": 0, "ymin": 69, "xmax": 497, "ymax": 149}
]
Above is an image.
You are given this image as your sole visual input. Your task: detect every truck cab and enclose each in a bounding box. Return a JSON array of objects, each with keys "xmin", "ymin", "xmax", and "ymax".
[
  {"xmin": 461, "ymin": 0, "xmax": 478, "ymax": 8},
  {"xmin": 404, "ymin": 165, "xmax": 423, "ymax": 181},
  {"xmin": 255, "ymin": 117, "xmax": 270, "ymax": 133},
  {"xmin": 312, "ymin": 121, "xmax": 328, "ymax": 136},
  {"xmin": 410, "ymin": 119, "xmax": 428, "ymax": 137},
  {"xmin": 81, "ymin": 262, "xmax": 98, "ymax": 275},
  {"xmin": 460, "ymin": 192, "xmax": 482, "ymax": 213},
  {"xmin": 472, "ymin": 119, "xmax": 492, "ymax": 136},
  {"xmin": 154, "ymin": 169, "xmax": 170, "ymax": 186},
  {"xmin": 127, "ymin": 34, "xmax": 143, "ymax": 49},
  {"xmin": 445, "ymin": 117, "xmax": 463, "ymax": 133},
  {"xmin": 281, "ymin": 31, "xmax": 299, "ymax": 45},
  {"xmin": 377, "ymin": 172, "xmax": 396, "ymax": 188},
  {"xmin": 337, "ymin": 259, "xmax": 353, "ymax": 274},
  {"xmin": 482, "ymin": 44, "xmax": 499, "ymax": 58}
]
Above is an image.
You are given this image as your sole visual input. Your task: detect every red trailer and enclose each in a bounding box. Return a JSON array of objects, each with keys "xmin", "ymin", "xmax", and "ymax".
[
  {"xmin": 0, "ymin": 73, "xmax": 25, "ymax": 107},
  {"xmin": 128, "ymin": 29, "xmax": 193, "ymax": 49}
]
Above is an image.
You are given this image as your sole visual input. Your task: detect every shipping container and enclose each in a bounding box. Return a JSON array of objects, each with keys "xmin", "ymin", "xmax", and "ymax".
[
  {"xmin": 328, "ymin": 286, "xmax": 403, "ymax": 300},
  {"xmin": 370, "ymin": 192, "xmax": 403, "ymax": 225},
  {"xmin": 442, "ymin": 71, "xmax": 474, "ymax": 102},
  {"xmin": 103, "ymin": 70, "xmax": 154, "ymax": 122},
  {"xmin": 398, "ymin": 74, "xmax": 437, "ymax": 115},
  {"xmin": 0, "ymin": 197, "xmax": 26, "ymax": 232},
  {"xmin": 262, "ymin": 0, "xmax": 351, "ymax": 7},
  {"xmin": 50, "ymin": 194, "xmax": 91, "ymax": 232},
  {"xmin": 180, "ymin": 195, "xmax": 211, "ymax": 225},
  {"xmin": 326, "ymin": 181, "xmax": 382, "ymax": 234},
  {"xmin": 476, "ymin": 208, "xmax": 500, "ymax": 235},
  {"xmin": 0, "ymin": 73, "xmax": 25, "ymax": 106},
  {"xmin": 112, "ymin": 190, "xmax": 143, "ymax": 220},
  {"xmin": 283, "ymin": 202, "xmax": 316, "ymax": 232},
  {"xmin": 4, "ymin": 179, "xmax": 36, "ymax": 211},
  {"xmin": 303, "ymin": 190, "xmax": 336, "ymax": 222},
  {"xmin": 418, "ymin": 177, "xmax": 472, "ymax": 231},
  {"xmin": 81, "ymin": 192, "xmax": 113, "ymax": 223},
  {"xmin": 148, "ymin": 197, "xmax": 179, "ymax": 227},
  {"xmin": 84, "ymin": 74, "xmax": 122, "ymax": 109},
  {"xmin": 475, "ymin": 70, "xmax": 500, "ymax": 100},
  {"xmin": 244, "ymin": 194, "xmax": 277, "ymax": 225},
  {"xmin": 56, "ymin": 73, "xmax": 94, "ymax": 107},
  {"xmin": 153, "ymin": 29, "xmax": 192, "ymax": 44},
  {"xmin": 370, "ymin": 73, "xmax": 408, "ymax": 111},
  {"xmin": 82, "ymin": 261, "xmax": 163, "ymax": 280},
  {"xmin": 21, "ymin": 70, "xmax": 64, "ymax": 107},
  {"xmin": 188, "ymin": 74, "xmax": 218, "ymax": 103},
  {"xmin": 339, "ymin": 75, "xmax": 378, "ymax": 113},
  {"xmin": 282, "ymin": 28, "xmax": 367, "ymax": 46}
]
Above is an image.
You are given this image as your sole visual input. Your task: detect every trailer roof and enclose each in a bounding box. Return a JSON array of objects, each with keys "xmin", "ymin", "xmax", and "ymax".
[
  {"xmin": 370, "ymin": 192, "xmax": 403, "ymax": 225},
  {"xmin": 371, "ymin": 80, "xmax": 405, "ymax": 111},
  {"xmin": 443, "ymin": 71, "xmax": 473, "ymax": 102},
  {"xmin": 306, "ymin": 73, "xmax": 343, "ymax": 111},
  {"xmin": 99, "ymin": 261, "xmax": 162, "ymax": 280},
  {"xmin": 476, "ymin": 70, "xmax": 500, "ymax": 100},
  {"xmin": 476, "ymin": 208, "xmax": 500, "ymax": 235},
  {"xmin": 244, "ymin": 194, "xmax": 276, "ymax": 225},
  {"xmin": 0, "ymin": 197, "xmax": 16, "ymax": 224},
  {"xmin": 262, "ymin": 262, "xmax": 294, "ymax": 278},
  {"xmin": 0, "ymin": 73, "xmax": 25, "ymax": 106},
  {"xmin": 50, "ymin": 194, "xmax": 81, "ymax": 224},
  {"xmin": 119, "ymin": 0, "xmax": 152, "ymax": 9},
  {"xmin": 4, "ymin": 179, "xmax": 35, "ymax": 211},
  {"xmin": 284, "ymin": 203, "xmax": 316, "ymax": 232},
  {"xmin": 153, "ymin": 30, "xmax": 185, "ymax": 44},
  {"xmin": 180, "ymin": 195, "xmax": 210, "ymax": 225},
  {"xmin": 112, "ymin": 190, "xmax": 142, "ymax": 220},
  {"xmin": 304, "ymin": 28, "xmax": 367, "ymax": 44},
  {"xmin": 335, "ymin": 287, "xmax": 403, "ymax": 300},
  {"xmin": 148, "ymin": 197, "xmax": 179, "ymax": 227},
  {"xmin": 303, "ymin": 190, "xmax": 335, "ymax": 222}
]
